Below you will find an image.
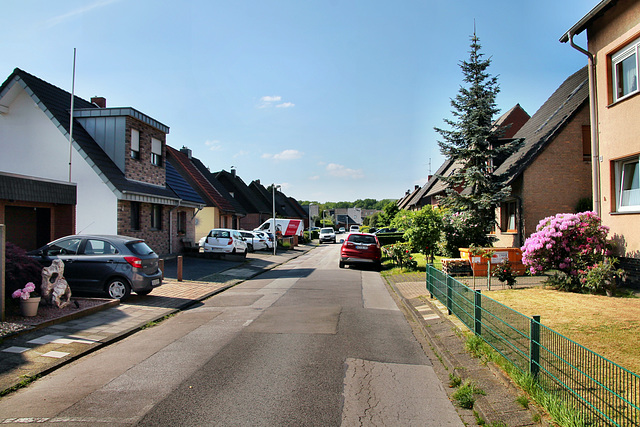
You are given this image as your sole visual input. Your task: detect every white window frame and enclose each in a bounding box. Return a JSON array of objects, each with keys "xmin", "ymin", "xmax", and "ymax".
[
  {"xmin": 612, "ymin": 37, "xmax": 640, "ymax": 102},
  {"xmin": 151, "ymin": 137, "xmax": 162, "ymax": 166},
  {"xmin": 615, "ymin": 156, "xmax": 640, "ymax": 212},
  {"xmin": 130, "ymin": 129, "xmax": 140, "ymax": 160}
]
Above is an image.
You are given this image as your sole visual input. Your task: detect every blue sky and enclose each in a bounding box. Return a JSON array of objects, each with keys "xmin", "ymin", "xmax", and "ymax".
[{"xmin": 2, "ymin": 0, "xmax": 593, "ymax": 203}]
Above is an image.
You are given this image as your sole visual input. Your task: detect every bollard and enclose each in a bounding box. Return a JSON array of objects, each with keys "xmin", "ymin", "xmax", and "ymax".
[
  {"xmin": 177, "ymin": 256, "xmax": 183, "ymax": 282},
  {"xmin": 159, "ymin": 259, "xmax": 165, "ymax": 280}
]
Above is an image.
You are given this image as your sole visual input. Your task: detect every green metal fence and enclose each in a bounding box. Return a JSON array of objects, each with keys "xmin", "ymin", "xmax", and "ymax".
[{"xmin": 426, "ymin": 264, "xmax": 640, "ymax": 426}]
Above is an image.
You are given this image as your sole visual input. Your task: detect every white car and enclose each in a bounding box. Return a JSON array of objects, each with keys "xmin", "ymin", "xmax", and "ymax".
[
  {"xmin": 253, "ymin": 230, "xmax": 274, "ymax": 249},
  {"xmin": 240, "ymin": 230, "xmax": 268, "ymax": 252},
  {"xmin": 349, "ymin": 225, "xmax": 360, "ymax": 233},
  {"xmin": 201, "ymin": 229, "xmax": 248, "ymax": 256},
  {"xmin": 319, "ymin": 227, "xmax": 336, "ymax": 244}
]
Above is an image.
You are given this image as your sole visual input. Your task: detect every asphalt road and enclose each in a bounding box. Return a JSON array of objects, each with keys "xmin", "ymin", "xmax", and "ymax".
[{"xmin": 0, "ymin": 244, "xmax": 462, "ymax": 426}]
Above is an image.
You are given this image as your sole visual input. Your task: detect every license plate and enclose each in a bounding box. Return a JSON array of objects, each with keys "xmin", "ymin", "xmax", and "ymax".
[
  {"xmin": 356, "ymin": 245, "xmax": 367, "ymax": 250},
  {"xmin": 152, "ymin": 279, "xmax": 160, "ymax": 286}
]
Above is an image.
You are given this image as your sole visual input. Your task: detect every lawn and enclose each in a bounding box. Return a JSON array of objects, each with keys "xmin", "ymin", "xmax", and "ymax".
[{"xmin": 485, "ymin": 287, "xmax": 640, "ymax": 375}]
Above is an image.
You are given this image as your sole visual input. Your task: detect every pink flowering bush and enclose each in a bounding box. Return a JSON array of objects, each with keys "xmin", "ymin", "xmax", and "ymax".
[
  {"xmin": 11, "ymin": 282, "xmax": 38, "ymax": 300},
  {"xmin": 521, "ymin": 211, "xmax": 612, "ymax": 291},
  {"xmin": 383, "ymin": 243, "xmax": 418, "ymax": 270}
]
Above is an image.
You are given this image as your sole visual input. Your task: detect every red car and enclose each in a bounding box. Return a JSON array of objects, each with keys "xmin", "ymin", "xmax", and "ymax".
[{"xmin": 339, "ymin": 232, "xmax": 382, "ymax": 271}]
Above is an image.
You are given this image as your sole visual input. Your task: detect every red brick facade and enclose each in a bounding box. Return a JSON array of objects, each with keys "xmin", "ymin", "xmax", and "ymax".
[{"xmin": 124, "ymin": 117, "xmax": 166, "ymax": 186}]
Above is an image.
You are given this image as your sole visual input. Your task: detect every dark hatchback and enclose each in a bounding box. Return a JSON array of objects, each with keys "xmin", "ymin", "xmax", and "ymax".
[{"xmin": 28, "ymin": 235, "xmax": 163, "ymax": 300}]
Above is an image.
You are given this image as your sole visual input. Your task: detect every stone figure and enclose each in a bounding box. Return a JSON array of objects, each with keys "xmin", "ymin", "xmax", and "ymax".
[{"xmin": 41, "ymin": 259, "xmax": 72, "ymax": 309}]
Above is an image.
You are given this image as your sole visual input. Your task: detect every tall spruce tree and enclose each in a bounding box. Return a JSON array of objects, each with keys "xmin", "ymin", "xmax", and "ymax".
[{"xmin": 435, "ymin": 32, "xmax": 520, "ymax": 247}]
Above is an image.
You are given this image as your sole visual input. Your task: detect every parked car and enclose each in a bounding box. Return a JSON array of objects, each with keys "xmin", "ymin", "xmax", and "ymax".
[
  {"xmin": 338, "ymin": 227, "xmax": 346, "ymax": 234},
  {"xmin": 319, "ymin": 227, "xmax": 336, "ymax": 243},
  {"xmin": 349, "ymin": 225, "xmax": 360, "ymax": 233},
  {"xmin": 240, "ymin": 230, "xmax": 268, "ymax": 252},
  {"xmin": 339, "ymin": 232, "xmax": 382, "ymax": 271},
  {"xmin": 201, "ymin": 229, "xmax": 248, "ymax": 256},
  {"xmin": 374, "ymin": 227, "xmax": 397, "ymax": 234},
  {"xmin": 27, "ymin": 235, "xmax": 162, "ymax": 300},
  {"xmin": 253, "ymin": 230, "xmax": 274, "ymax": 249}
]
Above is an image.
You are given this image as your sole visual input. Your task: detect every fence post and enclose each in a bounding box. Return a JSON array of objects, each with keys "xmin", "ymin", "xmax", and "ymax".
[
  {"xmin": 446, "ymin": 275, "xmax": 453, "ymax": 315},
  {"xmin": 474, "ymin": 290, "xmax": 482, "ymax": 336},
  {"xmin": 426, "ymin": 265, "xmax": 433, "ymax": 298},
  {"xmin": 530, "ymin": 315, "xmax": 541, "ymax": 378}
]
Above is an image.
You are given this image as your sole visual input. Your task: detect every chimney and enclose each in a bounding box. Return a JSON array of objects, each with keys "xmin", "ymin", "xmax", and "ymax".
[
  {"xmin": 180, "ymin": 146, "xmax": 192, "ymax": 159},
  {"xmin": 415, "ymin": 185, "xmax": 420, "ymax": 190},
  {"xmin": 91, "ymin": 97, "xmax": 106, "ymax": 108},
  {"xmin": 231, "ymin": 168, "xmax": 236, "ymax": 178}
]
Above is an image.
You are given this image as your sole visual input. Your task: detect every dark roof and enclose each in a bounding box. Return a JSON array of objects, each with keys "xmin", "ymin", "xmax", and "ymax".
[
  {"xmin": 494, "ymin": 67, "xmax": 589, "ymax": 182},
  {"xmin": 0, "ymin": 68, "xmax": 177, "ymax": 203},
  {"xmin": 0, "ymin": 172, "xmax": 76, "ymax": 205},
  {"xmin": 190, "ymin": 158, "xmax": 246, "ymax": 216},
  {"xmin": 165, "ymin": 161, "xmax": 205, "ymax": 205},
  {"xmin": 287, "ymin": 196, "xmax": 307, "ymax": 219},
  {"xmin": 165, "ymin": 146, "xmax": 236, "ymax": 212},
  {"xmin": 215, "ymin": 169, "xmax": 272, "ymax": 214}
]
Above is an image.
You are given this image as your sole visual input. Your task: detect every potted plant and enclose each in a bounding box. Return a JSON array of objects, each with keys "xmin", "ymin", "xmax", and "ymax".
[{"xmin": 12, "ymin": 282, "xmax": 41, "ymax": 317}]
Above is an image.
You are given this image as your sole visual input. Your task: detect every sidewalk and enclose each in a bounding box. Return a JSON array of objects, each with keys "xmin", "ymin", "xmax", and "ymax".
[
  {"xmin": 385, "ymin": 272, "xmax": 549, "ymax": 426},
  {"xmin": 0, "ymin": 244, "xmax": 315, "ymax": 396}
]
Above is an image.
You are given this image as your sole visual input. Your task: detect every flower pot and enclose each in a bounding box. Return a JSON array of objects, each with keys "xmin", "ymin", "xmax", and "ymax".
[{"xmin": 20, "ymin": 296, "xmax": 41, "ymax": 317}]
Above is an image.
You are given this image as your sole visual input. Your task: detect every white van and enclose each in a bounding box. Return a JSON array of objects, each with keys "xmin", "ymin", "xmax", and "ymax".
[{"xmin": 255, "ymin": 218, "xmax": 304, "ymax": 237}]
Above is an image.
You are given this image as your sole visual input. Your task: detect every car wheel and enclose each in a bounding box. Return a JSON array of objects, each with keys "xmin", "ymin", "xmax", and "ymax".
[
  {"xmin": 339, "ymin": 261, "xmax": 345, "ymax": 268},
  {"xmin": 106, "ymin": 278, "xmax": 131, "ymax": 300}
]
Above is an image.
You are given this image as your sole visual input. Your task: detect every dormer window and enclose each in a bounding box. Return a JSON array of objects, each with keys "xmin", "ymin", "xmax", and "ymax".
[
  {"xmin": 151, "ymin": 137, "xmax": 162, "ymax": 166},
  {"xmin": 130, "ymin": 129, "xmax": 140, "ymax": 160}
]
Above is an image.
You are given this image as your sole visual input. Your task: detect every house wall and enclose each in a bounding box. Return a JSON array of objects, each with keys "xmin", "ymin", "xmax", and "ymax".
[
  {"xmin": 239, "ymin": 213, "xmax": 269, "ymax": 231},
  {"xmin": 117, "ymin": 200, "xmax": 170, "ymax": 254},
  {"xmin": 0, "ymin": 89, "xmax": 118, "ymax": 235},
  {"xmin": 588, "ymin": 1, "xmax": 640, "ymax": 256},
  {"xmin": 194, "ymin": 207, "xmax": 220, "ymax": 242},
  {"xmin": 171, "ymin": 207, "xmax": 196, "ymax": 254},
  {"xmin": 520, "ymin": 104, "xmax": 592, "ymax": 241},
  {"xmin": 124, "ymin": 116, "xmax": 166, "ymax": 186}
]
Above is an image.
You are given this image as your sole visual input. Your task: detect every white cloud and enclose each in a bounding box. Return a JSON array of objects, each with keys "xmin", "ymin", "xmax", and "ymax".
[
  {"xmin": 46, "ymin": 0, "xmax": 121, "ymax": 28},
  {"xmin": 326, "ymin": 163, "xmax": 364, "ymax": 179},
  {"xmin": 204, "ymin": 140, "xmax": 222, "ymax": 151},
  {"xmin": 309, "ymin": 175, "xmax": 320, "ymax": 181},
  {"xmin": 233, "ymin": 150, "xmax": 249, "ymax": 158},
  {"xmin": 258, "ymin": 95, "xmax": 294, "ymax": 109},
  {"xmin": 260, "ymin": 96, "xmax": 282, "ymax": 102},
  {"xmin": 263, "ymin": 149, "xmax": 303, "ymax": 161}
]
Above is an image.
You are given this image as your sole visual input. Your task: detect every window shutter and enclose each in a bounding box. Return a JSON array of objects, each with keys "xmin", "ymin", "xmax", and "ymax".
[
  {"xmin": 131, "ymin": 129, "xmax": 140, "ymax": 151},
  {"xmin": 152, "ymin": 138, "xmax": 162, "ymax": 155}
]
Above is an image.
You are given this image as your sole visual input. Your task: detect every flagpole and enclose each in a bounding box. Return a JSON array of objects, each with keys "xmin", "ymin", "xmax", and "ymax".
[{"xmin": 68, "ymin": 48, "xmax": 76, "ymax": 183}]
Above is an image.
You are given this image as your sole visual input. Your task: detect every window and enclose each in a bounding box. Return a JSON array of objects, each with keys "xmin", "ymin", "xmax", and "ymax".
[
  {"xmin": 151, "ymin": 204, "xmax": 163, "ymax": 230},
  {"xmin": 501, "ymin": 201, "xmax": 517, "ymax": 232},
  {"xmin": 582, "ymin": 125, "xmax": 591, "ymax": 161},
  {"xmin": 131, "ymin": 202, "xmax": 141, "ymax": 231},
  {"xmin": 130, "ymin": 129, "xmax": 140, "ymax": 160},
  {"xmin": 47, "ymin": 238, "xmax": 82, "ymax": 256},
  {"xmin": 177, "ymin": 211, "xmax": 186, "ymax": 234},
  {"xmin": 83, "ymin": 239, "xmax": 117, "ymax": 255},
  {"xmin": 615, "ymin": 157, "xmax": 640, "ymax": 212},
  {"xmin": 612, "ymin": 38, "xmax": 639, "ymax": 102},
  {"xmin": 151, "ymin": 138, "xmax": 162, "ymax": 166}
]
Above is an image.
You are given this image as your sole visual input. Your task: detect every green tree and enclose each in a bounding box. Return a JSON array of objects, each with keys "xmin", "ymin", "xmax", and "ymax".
[
  {"xmin": 434, "ymin": 32, "xmax": 521, "ymax": 247},
  {"xmin": 378, "ymin": 202, "xmax": 400, "ymax": 226},
  {"xmin": 391, "ymin": 206, "xmax": 443, "ymax": 261}
]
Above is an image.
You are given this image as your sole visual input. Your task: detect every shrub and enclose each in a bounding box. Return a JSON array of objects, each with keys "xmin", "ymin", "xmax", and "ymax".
[
  {"xmin": 440, "ymin": 210, "xmax": 488, "ymax": 257},
  {"xmin": 383, "ymin": 243, "xmax": 418, "ymax": 270},
  {"xmin": 578, "ymin": 257, "xmax": 625, "ymax": 296},
  {"xmin": 492, "ymin": 259, "xmax": 517, "ymax": 288},
  {"xmin": 391, "ymin": 206, "xmax": 443, "ymax": 261},
  {"xmin": 4, "ymin": 242, "xmax": 43, "ymax": 301},
  {"xmin": 521, "ymin": 211, "xmax": 611, "ymax": 291}
]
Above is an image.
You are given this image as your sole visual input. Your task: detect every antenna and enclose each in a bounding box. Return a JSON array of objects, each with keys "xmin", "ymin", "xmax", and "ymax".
[{"xmin": 68, "ymin": 48, "xmax": 76, "ymax": 183}]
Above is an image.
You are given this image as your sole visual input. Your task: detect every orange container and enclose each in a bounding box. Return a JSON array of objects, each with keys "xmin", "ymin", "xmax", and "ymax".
[{"xmin": 459, "ymin": 247, "xmax": 526, "ymax": 276}]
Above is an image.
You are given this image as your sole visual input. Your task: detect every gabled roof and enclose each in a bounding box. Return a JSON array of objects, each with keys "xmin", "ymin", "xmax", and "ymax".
[
  {"xmin": 214, "ymin": 169, "xmax": 272, "ymax": 214},
  {"xmin": 248, "ymin": 180, "xmax": 301, "ymax": 218},
  {"xmin": 287, "ymin": 196, "xmax": 308, "ymax": 219},
  {"xmin": 190, "ymin": 158, "xmax": 246, "ymax": 216},
  {"xmin": 397, "ymin": 185, "xmax": 422, "ymax": 210},
  {"xmin": 0, "ymin": 68, "xmax": 178, "ymax": 204},
  {"xmin": 494, "ymin": 67, "xmax": 589, "ymax": 182},
  {"xmin": 166, "ymin": 146, "xmax": 236, "ymax": 212},
  {"xmin": 165, "ymin": 161, "xmax": 205, "ymax": 206}
]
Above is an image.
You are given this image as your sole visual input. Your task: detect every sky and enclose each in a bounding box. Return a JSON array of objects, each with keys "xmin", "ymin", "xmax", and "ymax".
[{"xmin": 1, "ymin": 0, "xmax": 594, "ymax": 203}]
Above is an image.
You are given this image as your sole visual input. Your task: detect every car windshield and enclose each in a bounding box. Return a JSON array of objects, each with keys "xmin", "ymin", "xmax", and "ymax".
[
  {"xmin": 210, "ymin": 230, "xmax": 230, "ymax": 238},
  {"xmin": 127, "ymin": 241, "xmax": 155, "ymax": 256},
  {"xmin": 47, "ymin": 238, "xmax": 82, "ymax": 256},
  {"xmin": 320, "ymin": 228, "xmax": 333, "ymax": 234},
  {"xmin": 348, "ymin": 235, "xmax": 376, "ymax": 244}
]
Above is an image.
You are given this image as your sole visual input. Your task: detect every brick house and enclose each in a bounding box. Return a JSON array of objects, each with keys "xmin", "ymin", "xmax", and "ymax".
[
  {"xmin": 214, "ymin": 168, "xmax": 272, "ymax": 231},
  {"xmin": 0, "ymin": 68, "xmax": 202, "ymax": 254},
  {"xmin": 561, "ymin": 0, "xmax": 640, "ymax": 281},
  {"xmin": 492, "ymin": 67, "xmax": 592, "ymax": 247}
]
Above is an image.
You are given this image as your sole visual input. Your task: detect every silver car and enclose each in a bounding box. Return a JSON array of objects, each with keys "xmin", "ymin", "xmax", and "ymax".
[
  {"xmin": 28, "ymin": 235, "xmax": 162, "ymax": 300},
  {"xmin": 201, "ymin": 228, "xmax": 248, "ymax": 256}
]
